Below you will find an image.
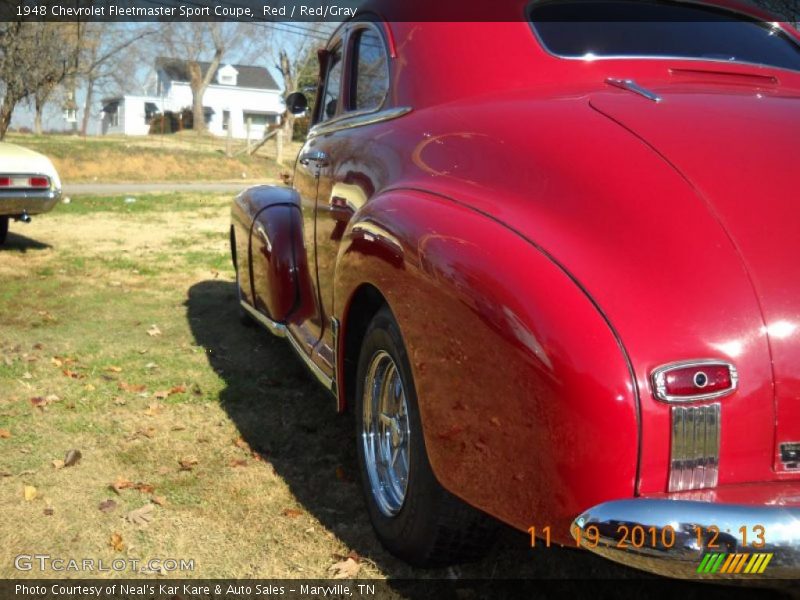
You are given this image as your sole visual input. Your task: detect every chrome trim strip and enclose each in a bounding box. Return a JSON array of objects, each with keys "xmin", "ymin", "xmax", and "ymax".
[
  {"xmin": 573, "ymin": 499, "xmax": 800, "ymax": 578},
  {"xmin": 606, "ymin": 78, "xmax": 662, "ymax": 102},
  {"xmin": 351, "ymin": 220, "xmax": 404, "ymax": 255},
  {"xmin": 652, "ymin": 359, "xmax": 738, "ymax": 403},
  {"xmin": 309, "ymin": 106, "xmax": 412, "ymax": 138},
  {"xmin": 670, "ymin": 403, "xmax": 720, "ymax": 492},
  {"xmin": 241, "ymin": 299, "xmax": 336, "ymax": 395},
  {"xmin": 286, "ymin": 331, "xmax": 335, "ymax": 393},
  {"xmin": 331, "ymin": 317, "xmax": 342, "ymax": 411},
  {"xmin": 239, "ymin": 301, "xmax": 286, "ymax": 338}
]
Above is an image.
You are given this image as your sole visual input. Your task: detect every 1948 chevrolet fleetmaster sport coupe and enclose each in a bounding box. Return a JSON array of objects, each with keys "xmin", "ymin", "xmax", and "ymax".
[
  {"xmin": 231, "ymin": 0, "xmax": 800, "ymax": 577},
  {"xmin": 0, "ymin": 142, "xmax": 62, "ymax": 245}
]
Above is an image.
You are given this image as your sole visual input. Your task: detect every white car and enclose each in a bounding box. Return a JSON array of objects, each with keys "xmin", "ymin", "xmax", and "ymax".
[{"xmin": 0, "ymin": 142, "xmax": 62, "ymax": 244}]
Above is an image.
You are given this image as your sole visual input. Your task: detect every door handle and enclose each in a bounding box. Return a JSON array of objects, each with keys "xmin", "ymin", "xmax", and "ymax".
[{"xmin": 299, "ymin": 150, "xmax": 330, "ymax": 167}]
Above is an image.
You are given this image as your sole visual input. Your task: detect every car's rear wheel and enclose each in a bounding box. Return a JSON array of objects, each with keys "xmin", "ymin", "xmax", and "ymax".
[
  {"xmin": 355, "ymin": 306, "xmax": 498, "ymax": 567},
  {"xmin": 0, "ymin": 217, "xmax": 8, "ymax": 245}
]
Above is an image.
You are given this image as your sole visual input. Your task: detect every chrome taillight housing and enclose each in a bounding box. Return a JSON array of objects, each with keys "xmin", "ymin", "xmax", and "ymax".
[
  {"xmin": 651, "ymin": 360, "xmax": 738, "ymax": 403},
  {"xmin": 0, "ymin": 175, "xmax": 50, "ymax": 189}
]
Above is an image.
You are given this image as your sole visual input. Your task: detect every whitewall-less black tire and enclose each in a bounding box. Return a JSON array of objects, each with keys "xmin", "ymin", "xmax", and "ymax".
[{"xmin": 355, "ymin": 306, "xmax": 498, "ymax": 566}]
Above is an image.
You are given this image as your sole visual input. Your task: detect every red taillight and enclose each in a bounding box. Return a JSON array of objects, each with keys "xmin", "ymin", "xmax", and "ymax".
[
  {"xmin": 0, "ymin": 175, "xmax": 49, "ymax": 188},
  {"xmin": 652, "ymin": 361, "xmax": 738, "ymax": 402},
  {"xmin": 29, "ymin": 176, "xmax": 49, "ymax": 188}
]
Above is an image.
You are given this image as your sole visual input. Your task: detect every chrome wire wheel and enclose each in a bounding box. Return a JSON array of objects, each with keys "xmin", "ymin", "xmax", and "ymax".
[{"xmin": 361, "ymin": 350, "xmax": 411, "ymax": 517}]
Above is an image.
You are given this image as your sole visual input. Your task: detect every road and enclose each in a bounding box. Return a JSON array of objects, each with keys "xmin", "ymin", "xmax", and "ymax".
[{"xmin": 62, "ymin": 181, "xmax": 275, "ymax": 196}]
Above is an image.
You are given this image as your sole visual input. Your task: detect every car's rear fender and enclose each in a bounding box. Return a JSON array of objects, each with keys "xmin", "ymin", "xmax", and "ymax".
[
  {"xmin": 231, "ymin": 185, "xmax": 314, "ymax": 323},
  {"xmin": 334, "ymin": 188, "xmax": 640, "ymax": 541}
]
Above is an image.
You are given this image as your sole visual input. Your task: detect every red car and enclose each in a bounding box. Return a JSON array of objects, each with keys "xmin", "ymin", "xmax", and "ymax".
[{"xmin": 231, "ymin": 0, "xmax": 800, "ymax": 578}]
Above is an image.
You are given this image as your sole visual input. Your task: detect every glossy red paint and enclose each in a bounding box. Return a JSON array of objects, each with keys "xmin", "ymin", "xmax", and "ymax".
[{"xmin": 234, "ymin": 0, "xmax": 800, "ymax": 547}]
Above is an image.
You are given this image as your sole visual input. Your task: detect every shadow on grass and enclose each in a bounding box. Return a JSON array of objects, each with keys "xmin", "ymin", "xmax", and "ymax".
[
  {"xmin": 185, "ymin": 280, "xmax": 795, "ymax": 597},
  {"xmin": 1, "ymin": 231, "xmax": 52, "ymax": 253}
]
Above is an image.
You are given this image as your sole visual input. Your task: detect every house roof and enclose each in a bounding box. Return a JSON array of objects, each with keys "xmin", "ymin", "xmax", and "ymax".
[{"xmin": 156, "ymin": 57, "xmax": 279, "ymax": 90}]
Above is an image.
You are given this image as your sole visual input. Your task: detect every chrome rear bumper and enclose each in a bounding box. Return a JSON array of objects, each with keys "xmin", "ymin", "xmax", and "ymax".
[
  {"xmin": 0, "ymin": 189, "xmax": 61, "ymax": 217},
  {"xmin": 572, "ymin": 499, "xmax": 800, "ymax": 578}
]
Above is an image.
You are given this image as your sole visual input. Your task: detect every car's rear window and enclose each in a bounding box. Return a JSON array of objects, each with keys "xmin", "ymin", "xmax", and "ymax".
[{"xmin": 529, "ymin": 0, "xmax": 800, "ymax": 72}]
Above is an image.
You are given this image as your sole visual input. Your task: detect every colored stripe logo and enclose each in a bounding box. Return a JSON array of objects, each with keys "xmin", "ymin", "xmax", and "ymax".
[{"xmin": 697, "ymin": 553, "xmax": 773, "ymax": 574}]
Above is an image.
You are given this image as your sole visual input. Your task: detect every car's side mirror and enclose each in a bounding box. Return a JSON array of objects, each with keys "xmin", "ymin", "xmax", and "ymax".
[{"xmin": 285, "ymin": 92, "xmax": 309, "ymax": 116}]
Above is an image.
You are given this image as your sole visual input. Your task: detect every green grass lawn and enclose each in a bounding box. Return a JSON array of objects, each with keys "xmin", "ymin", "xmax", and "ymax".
[
  {"xmin": 3, "ymin": 133, "xmax": 301, "ymax": 184},
  {"xmin": 0, "ymin": 192, "xmax": 624, "ymax": 583}
]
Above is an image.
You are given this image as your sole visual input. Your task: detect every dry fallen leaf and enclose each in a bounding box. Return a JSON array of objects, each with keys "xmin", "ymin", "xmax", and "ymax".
[
  {"xmin": 152, "ymin": 391, "xmax": 169, "ymax": 400},
  {"xmin": 113, "ymin": 396, "xmax": 127, "ymax": 406},
  {"xmin": 118, "ymin": 381, "xmax": 146, "ymax": 393},
  {"xmin": 51, "ymin": 460, "xmax": 64, "ymax": 470},
  {"xmin": 62, "ymin": 369, "xmax": 84, "ymax": 379},
  {"xmin": 151, "ymin": 495, "xmax": 167, "ymax": 507},
  {"xmin": 83, "ymin": 383, "xmax": 95, "ymax": 392},
  {"xmin": 144, "ymin": 362, "xmax": 158, "ymax": 370},
  {"xmin": 146, "ymin": 325, "xmax": 162, "ymax": 337},
  {"xmin": 105, "ymin": 366, "xmax": 123, "ymax": 373},
  {"xmin": 129, "ymin": 427, "xmax": 156, "ymax": 440},
  {"xmin": 282, "ymin": 508, "xmax": 303, "ymax": 519},
  {"xmin": 109, "ymin": 532, "xmax": 124, "ymax": 552},
  {"xmin": 43, "ymin": 507, "xmax": 54, "ymax": 516},
  {"xmin": 229, "ymin": 459, "xmax": 248, "ymax": 468},
  {"xmin": 127, "ymin": 503, "xmax": 155, "ymax": 526},
  {"xmin": 169, "ymin": 384, "xmax": 187, "ymax": 395},
  {"xmin": 50, "ymin": 357, "xmax": 63, "ymax": 367},
  {"xmin": 98, "ymin": 499, "xmax": 117, "ymax": 513},
  {"xmin": 29, "ymin": 397, "xmax": 47, "ymax": 408},
  {"xmin": 23, "ymin": 485, "xmax": 37, "ymax": 501},
  {"xmin": 233, "ymin": 437, "xmax": 250, "ymax": 450},
  {"xmin": 63, "ymin": 449, "xmax": 82, "ymax": 467},
  {"xmin": 135, "ymin": 483, "xmax": 155, "ymax": 494},
  {"xmin": 178, "ymin": 456, "xmax": 198, "ymax": 471},
  {"xmin": 144, "ymin": 403, "xmax": 163, "ymax": 416},
  {"xmin": 329, "ymin": 557, "xmax": 360, "ymax": 579},
  {"xmin": 0, "ymin": 429, "xmax": 11, "ymax": 439},
  {"xmin": 22, "ymin": 372, "xmax": 33, "ymax": 380},
  {"xmin": 110, "ymin": 477, "xmax": 134, "ymax": 494}
]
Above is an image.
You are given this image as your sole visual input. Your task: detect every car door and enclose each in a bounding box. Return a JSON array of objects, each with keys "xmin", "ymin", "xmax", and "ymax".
[
  {"xmin": 290, "ymin": 34, "xmax": 346, "ymax": 360},
  {"xmin": 309, "ymin": 23, "xmax": 392, "ymax": 378}
]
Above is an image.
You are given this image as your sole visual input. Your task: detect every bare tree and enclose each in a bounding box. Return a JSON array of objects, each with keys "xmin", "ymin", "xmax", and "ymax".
[
  {"xmin": 273, "ymin": 26, "xmax": 326, "ymax": 143},
  {"xmin": 0, "ymin": 22, "xmax": 80, "ymax": 139},
  {"xmin": 158, "ymin": 23, "xmax": 244, "ymax": 134},
  {"xmin": 77, "ymin": 23, "xmax": 155, "ymax": 136}
]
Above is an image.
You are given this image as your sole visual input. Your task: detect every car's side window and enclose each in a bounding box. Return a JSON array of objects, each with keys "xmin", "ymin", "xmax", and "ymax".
[
  {"xmin": 351, "ymin": 28, "xmax": 389, "ymax": 112},
  {"xmin": 320, "ymin": 45, "xmax": 343, "ymax": 122}
]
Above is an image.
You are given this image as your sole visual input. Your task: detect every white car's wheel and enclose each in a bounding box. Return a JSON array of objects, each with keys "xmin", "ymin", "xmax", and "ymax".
[{"xmin": 0, "ymin": 217, "xmax": 8, "ymax": 245}]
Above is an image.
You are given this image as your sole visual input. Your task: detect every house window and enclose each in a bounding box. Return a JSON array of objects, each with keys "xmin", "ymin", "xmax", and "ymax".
[
  {"xmin": 220, "ymin": 74, "xmax": 235, "ymax": 85},
  {"xmin": 222, "ymin": 110, "xmax": 231, "ymax": 130},
  {"xmin": 144, "ymin": 102, "xmax": 159, "ymax": 124},
  {"xmin": 242, "ymin": 112, "xmax": 275, "ymax": 127},
  {"xmin": 104, "ymin": 102, "xmax": 120, "ymax": 127},
  {"xmin": 351, "ymin": 28, "xmax": 389, "ymax": 111}
]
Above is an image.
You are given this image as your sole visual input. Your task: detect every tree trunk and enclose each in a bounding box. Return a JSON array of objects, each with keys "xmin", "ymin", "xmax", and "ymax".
[
  {"xmin": 81, "ymin": 79, "xmax": 94, "ymax": 136},
  {"xmin": 191, "ymin": 86, "xmax": 206, "ymax": 133},
  {"xmin": 34, "ymin": 107, "xmax": 43, "ymax": 135},
  {"xmin": 0, "ymin": 95, "xmax": 17, "ymax": 140}
]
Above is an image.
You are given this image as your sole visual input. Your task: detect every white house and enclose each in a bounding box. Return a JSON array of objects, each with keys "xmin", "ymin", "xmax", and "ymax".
[{"xmin": 101, "ymin": 58, "xmax": 284, "ymax": 140}]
